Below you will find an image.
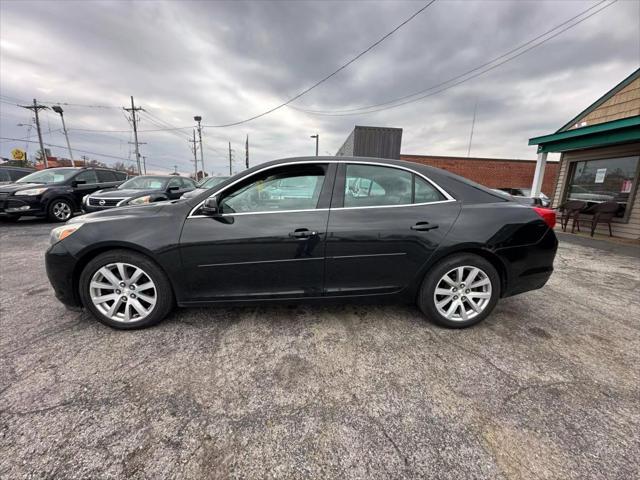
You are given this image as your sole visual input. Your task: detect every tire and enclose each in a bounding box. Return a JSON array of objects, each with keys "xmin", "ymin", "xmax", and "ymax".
[
  {"xmin": 79, "ymin": 249, "xmax": 174, "ymax": 329},
  {"xmin": 417, "ymin": 253, "xmax": 501, "ymax": 328},
  {"xmin": 48, "ymin": 198, "xmax": 74, "ymax": 222}
]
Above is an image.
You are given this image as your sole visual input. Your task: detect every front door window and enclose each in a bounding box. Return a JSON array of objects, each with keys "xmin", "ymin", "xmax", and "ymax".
[{"xmin": 219, "ymin": 165, "xmax": 326, "ymax": 214}]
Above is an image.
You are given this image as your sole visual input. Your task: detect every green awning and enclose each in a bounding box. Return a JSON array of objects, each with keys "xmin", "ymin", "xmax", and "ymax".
[{"xmin": 528, "ymin": 116, "xmax": 640, "ymax": 153}]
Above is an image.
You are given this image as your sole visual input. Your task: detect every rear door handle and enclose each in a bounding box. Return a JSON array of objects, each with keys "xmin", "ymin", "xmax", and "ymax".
[
  {"xmin": 289, "ymin": 228, "xmax": 319, "ymax": 239},
  {"xmin": 411, "ymin": 222, "xmax": 439, "ymax": 231}
]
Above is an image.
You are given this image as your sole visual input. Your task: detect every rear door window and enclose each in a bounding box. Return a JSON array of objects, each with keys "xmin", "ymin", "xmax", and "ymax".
[
  {"xmin": 414, "ymin": 176, "xmax": 445, "ymax": 203},
  {"xmin": 344, "ymin": 164, "xmax": 412, "ymax": 207},
  {"xmin": 343, "ymin": 164, "xmax": 446, "ymax": 207},
  {"xmin": 97, "ymin": 170, "xmax": 117, "ymax": 183},
  {"xmin": 75, "ymin": 170, "xmax": 98, "ymax": 185}
]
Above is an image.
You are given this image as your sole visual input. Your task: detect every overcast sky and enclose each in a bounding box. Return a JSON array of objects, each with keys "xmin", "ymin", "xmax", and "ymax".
[{"xmin": 1, "ymin": 0, "xmax": 638, "ymax": 175}]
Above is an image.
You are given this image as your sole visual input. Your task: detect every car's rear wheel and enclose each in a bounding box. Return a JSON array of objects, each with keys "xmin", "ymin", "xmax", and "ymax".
[
  {"xmin": 48, "ymin": 199, "xmax": 73, "ymax": 222},
  {"xmin": 79, "ymin": 250, "xmax": 174, "ymax": 329},
  {"xmin": 418, "ymin": 253, "xmax": 500, "ymax": 328}
]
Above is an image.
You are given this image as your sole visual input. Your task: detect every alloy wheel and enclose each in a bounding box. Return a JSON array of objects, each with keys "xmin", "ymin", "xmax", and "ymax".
[
  {"xmin": 52, "ymin": 201, "xmax": 72, "ymax": 221},
  {"xmin": 433, "ymin": 265, "xmax": 492, "ymax": 322},
  {"xmin": 89, "ymin": 262, "xmax": 157, "ymax": 323}
]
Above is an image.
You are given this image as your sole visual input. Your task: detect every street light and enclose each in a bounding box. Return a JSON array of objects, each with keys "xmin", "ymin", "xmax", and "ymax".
[
  {"xmin": 310, "ymin": 134, "xmax": 319, "ymax": 156},
  {"xmin": 194, "ymin": 116, "xmax": 205, "ymax": 176},
  {"xmin": 51, "ymin": 105, "xmax": 75, "ymax": 166}
]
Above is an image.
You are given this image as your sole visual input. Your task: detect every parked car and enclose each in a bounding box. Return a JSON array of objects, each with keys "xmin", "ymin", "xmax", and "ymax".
[
  {"xmin": 0, "ymin": 167, "xmax": 126, "ymax": 222},
  {"xmin": 180, "ymin": 176, "xmax": 229, "ymax": 200},
  {"xmin": 0, "ymin": 165, "xmax": 35, "ymax": 184},
  {"xmin": 83, "ymin": 175, "xmax": 197, "ymax": 213},
  {"xmin": 497, "ymin": 187, "xmax": 551, "ymax": 207},
  {"xmin": 45, "ymin": 157, "xmax": 558, "ymax": 330}
]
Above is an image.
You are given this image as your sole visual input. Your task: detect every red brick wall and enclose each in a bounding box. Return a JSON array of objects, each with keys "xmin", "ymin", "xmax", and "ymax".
[{"xmin": 400, "ymin": 154, "xmax": 559, "ymax": 197}]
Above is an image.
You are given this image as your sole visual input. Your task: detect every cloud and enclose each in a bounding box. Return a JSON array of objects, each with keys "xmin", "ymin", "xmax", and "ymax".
[{"xmin": 1, "ymin": 0, "xmax": 638, "ymax": 174}]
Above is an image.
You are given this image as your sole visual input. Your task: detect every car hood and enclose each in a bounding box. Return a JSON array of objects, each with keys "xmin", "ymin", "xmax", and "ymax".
[
  {"xmin": 0, "ymin": 182, "xmax": 47, "ymax": 193},
  {"xmin": 69, "ymin": 202, "xmax": 167, "ymax": 224},
  {"xmin": 91, "ymin": 188, "xmax": 161, "ymax": 198}
]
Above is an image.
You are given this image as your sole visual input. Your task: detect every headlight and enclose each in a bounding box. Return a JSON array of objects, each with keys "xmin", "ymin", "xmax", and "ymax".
[
  {"xmin": 15, "ymin": 187, "xmax": 48, "ymax": 196},
  {"xmin": 50, "ymin": 223, "xmax": 83, "ymax": 245},
  {"xmin": 128, "ymin": 195, "xmax": 152, "ymax": 205}
]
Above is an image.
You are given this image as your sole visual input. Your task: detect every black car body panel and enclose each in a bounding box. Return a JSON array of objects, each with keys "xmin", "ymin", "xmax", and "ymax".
[
  {"xmin": 45, "ymin": 157, "xmax": 557, "ymax": 311},
  {"xmin": 0, "ymin": 167, "xmax": 125, "ymax": 219}
]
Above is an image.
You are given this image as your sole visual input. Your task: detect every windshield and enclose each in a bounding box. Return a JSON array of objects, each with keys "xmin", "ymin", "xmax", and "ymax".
[
  {"xmin": 118, "ymin": 176, "xmax": 168, "ymax": 190},
  {"xmin": 16, "ymin": 168, "xmax": 78, "ymax": 184},
  {"xmin": 199, "ymin": 176, "xmax": 229, "ymax": 188}
]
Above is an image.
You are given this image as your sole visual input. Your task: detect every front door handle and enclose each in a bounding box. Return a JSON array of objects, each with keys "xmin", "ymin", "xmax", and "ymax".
[
  {"xmin": 289, "ymin": 228, "xmax": 319, "ymax": 239},
  {"xmin": 411, "ymin": 222, "xmax": 439, "ymax": 231}
]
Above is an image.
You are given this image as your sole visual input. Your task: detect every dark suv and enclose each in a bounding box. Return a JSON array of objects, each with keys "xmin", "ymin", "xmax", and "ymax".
[{"xmin": 0, "ymin": 167, "xmax": 126, "ymax": 222}]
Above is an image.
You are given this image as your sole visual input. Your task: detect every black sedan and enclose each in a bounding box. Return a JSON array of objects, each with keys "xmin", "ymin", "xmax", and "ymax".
[
  {"xmin": 83, "ymin": 175, "xmax": 196, "ymax": 212},
  {"xmin": 46, "ymin": 157, "xmax": 557, "ymax": 330}
]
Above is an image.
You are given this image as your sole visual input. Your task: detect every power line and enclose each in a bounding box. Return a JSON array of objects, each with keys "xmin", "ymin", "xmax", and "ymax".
[
  {"xmin": 40, "ymin": 101, "xmax": 121, "ymax": 109},
  {"xmin": 201, "ymin": 0, "xmax": 438, "ymax": 128},
  {"xmin": 291, "ymin": 0, "xmax": 617, "ymax": 116},
  {"xmin": 0, "ymin": 136, "xmax": 191, "ymax": 170}
]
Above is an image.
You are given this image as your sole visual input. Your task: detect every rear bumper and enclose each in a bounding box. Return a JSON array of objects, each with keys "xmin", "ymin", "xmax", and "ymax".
[
  {"xmin": 45, "ymin": 241, "xmax": 82, "ymax": 308},
  {"xmin": 499, "ymin": 227, "xmax": 558, "ymax": 298}
]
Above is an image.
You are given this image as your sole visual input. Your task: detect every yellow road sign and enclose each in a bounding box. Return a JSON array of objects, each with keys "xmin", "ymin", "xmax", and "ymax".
[{"xmin": 11, "ymin": 148, "xmax": 26, "ymax": 161}]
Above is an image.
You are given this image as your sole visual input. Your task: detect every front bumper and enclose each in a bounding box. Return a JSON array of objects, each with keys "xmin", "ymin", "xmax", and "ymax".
[
  {"xmin": 0, "ymin": 195, "xmax": 46, "ymax": 216},
  {"xmin": 83, "ymin": 204, "xmax": 117, "ymax": 213},
  {"xmin": 45, "ymin": 241, "xmax": 82, "ymax": 308}
]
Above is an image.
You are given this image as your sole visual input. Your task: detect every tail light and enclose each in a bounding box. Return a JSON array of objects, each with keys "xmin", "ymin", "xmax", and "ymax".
[{"xmin": 533, "ymin": 207, "xmax": 556, "ymax": 228}]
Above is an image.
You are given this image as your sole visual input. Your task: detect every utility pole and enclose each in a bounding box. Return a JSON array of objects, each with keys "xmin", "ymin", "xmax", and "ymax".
[
  {"xmin": 189, "ymin": 129, "xmax": 199, "ymax": 179},
  {"xmin": 245, "ymin": 135, "xmax": 249, "ymax": 169},
  {"xmin": 194, "ymin": 116, "xmax": 204, "ymax": 177},
  {"xmin": 228, "ymin": 141, "xmax": 233, "ymax": 176},
  {"xmin": 51, "ymin": 106, "xmax": 75, "ymax": 166},
  {"xmin": 142, "ymin": 156, "xmax": 147, "ymax": 174},
  {"xmin": 311, "ymin": 134, "xmax": 319, "ymax": 156},
  {"xmin": 467, "ymin": 100, "xmax": 478, "ymax": 158},
  {"xmin": 19, "ymin": 99, "xmax": 49, "ymax": 168},
  {"xmin": 123, "ymin": 96, "xmax": 144, "ymax": 175}
]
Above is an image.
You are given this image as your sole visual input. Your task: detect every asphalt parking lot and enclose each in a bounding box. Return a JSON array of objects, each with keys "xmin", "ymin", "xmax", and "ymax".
[{"xmin": 1, "ymin": 219, "xmax": 638, "ymax": 479}]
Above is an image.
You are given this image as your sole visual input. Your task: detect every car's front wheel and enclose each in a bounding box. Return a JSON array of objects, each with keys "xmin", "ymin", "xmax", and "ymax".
[
  {"xmin": 48, "ymin": 199, "xmax": 73, "ymax": 222},
  {"xmin": 79, "ymin": 250, "xmax": 174, "ymax": 329},
  {"xmin": 418, "ymin": 253, "xmax": 500, "ymax": 328}
]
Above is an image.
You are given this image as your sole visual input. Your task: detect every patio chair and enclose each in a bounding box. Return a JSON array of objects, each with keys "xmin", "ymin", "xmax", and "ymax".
[
  {"xmin": 589, "ymin": 201, "xmax": 619, "ymax": 237},
  {"xmin": 558, "ymin": 200, "xmax": 587, "ymax": 233}
]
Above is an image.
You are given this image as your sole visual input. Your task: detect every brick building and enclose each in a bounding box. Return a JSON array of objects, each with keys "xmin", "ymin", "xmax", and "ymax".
[{"xmin": 400, "ymin": 154, "xmax": 559, "ymax": 197}]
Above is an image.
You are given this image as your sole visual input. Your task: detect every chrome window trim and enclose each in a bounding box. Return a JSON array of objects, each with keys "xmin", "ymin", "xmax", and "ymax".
[{"xmin": 187, "ymin": 159, "xmax": 455, "ymax": 219}]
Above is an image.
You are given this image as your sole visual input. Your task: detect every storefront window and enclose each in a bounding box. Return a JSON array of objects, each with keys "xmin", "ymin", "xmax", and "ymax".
[{"xmin": 566, "ymin": 156, "xmax": 639, "ymax": 218}]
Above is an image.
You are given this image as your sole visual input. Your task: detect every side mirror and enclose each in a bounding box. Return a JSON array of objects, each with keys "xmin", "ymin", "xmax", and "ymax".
[
  {"xmin": 202, "ymin": 196, "xmax": 220, "ymax": 216},
  {"xmin": 168, "ymin": 185, "xmax": 180, "ymax": 192},
  {"xmin": 72, "ymin": 179, "xmax": 86, "ymax": 187}
]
